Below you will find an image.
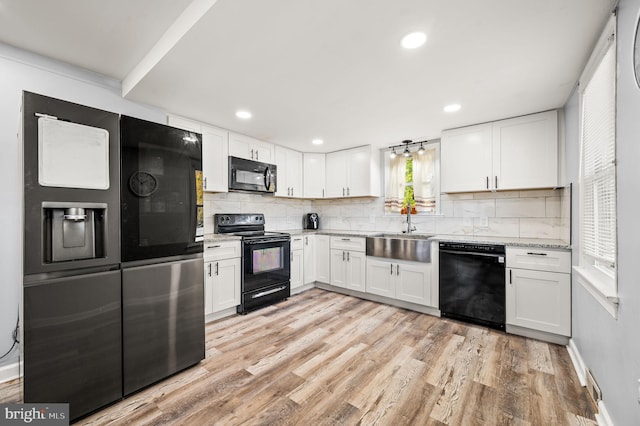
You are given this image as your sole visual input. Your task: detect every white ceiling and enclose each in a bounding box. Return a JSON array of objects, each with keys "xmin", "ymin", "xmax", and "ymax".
[{"xmin": 0, "ymin": 0, "xmax": 613, "ymax": 153}]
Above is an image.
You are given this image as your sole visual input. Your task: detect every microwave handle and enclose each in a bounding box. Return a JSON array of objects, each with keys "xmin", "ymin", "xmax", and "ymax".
[{"xmin": 264, "ymin": 166, "xmax": 271, "ymax": 191}]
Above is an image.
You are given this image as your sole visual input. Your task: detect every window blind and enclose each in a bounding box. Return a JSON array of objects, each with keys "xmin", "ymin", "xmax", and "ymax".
[{"xmin": 580, "ymin": 32, "xmax": 617, "ymax": 271}]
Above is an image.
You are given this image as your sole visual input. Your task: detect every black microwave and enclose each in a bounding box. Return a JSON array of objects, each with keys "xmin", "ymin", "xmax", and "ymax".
[{"xmin": 228, "ymin": 156, "xmax": 277, "ymax": 193}]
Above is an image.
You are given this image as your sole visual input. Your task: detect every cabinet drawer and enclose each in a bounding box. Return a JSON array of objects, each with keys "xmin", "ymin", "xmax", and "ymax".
[
  {"xmin": 291, "ymin": 236, "xmax": 304, "ymax": 250},
  {"xmin": 205, "ymin": 240, "xmax": 241, "ymax": 261},
  {"xmin": 506, "ymin": 247, "xmax": 571, "ymax": 273},
  {"xmin": 330, "ymin": 236, "xmax": 366, "ymax": 252}
]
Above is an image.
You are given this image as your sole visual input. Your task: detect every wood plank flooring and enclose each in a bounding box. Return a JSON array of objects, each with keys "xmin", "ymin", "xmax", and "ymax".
[{"xmin": 0, "ymin": 288, "xmax": 597, "ymax": 425}]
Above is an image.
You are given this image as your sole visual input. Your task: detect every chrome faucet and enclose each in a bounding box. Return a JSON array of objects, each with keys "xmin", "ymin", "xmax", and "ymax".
[{"xmin": 403, "ymin": 207, "xmax": 417, "ymax": 234}]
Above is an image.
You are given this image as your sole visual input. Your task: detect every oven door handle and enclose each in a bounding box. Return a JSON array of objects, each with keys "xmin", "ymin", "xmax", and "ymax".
[
  {"xmin": 251, "ymin": 285, "xmax": 288, "ymax": 299},
  {"xmin": 244, "ymin": 237, "xmax": 290, "ymax": 245}
]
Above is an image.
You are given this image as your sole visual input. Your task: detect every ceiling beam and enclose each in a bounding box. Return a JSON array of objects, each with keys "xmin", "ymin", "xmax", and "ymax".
[{"xmin": 122, "ymin": 0, "xmax": 219, "ymax": 97}]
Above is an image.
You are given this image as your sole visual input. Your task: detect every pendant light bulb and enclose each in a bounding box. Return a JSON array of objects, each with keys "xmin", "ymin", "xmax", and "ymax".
[
  {"xmin": 403, "ymin": 145, "xmax": 411, "ymax": 157},
  {"xmin": 390, "ymin": 148, "xmax": 397, "ymax": 159},
  {"xmin": 418, "ymin": 143, "xmax": 425, "ymax": 155}
]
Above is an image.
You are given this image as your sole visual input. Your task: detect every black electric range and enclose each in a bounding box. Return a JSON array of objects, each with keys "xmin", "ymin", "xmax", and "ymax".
[{"xmin": 214, "ymin": 214, "xmax": 290, "ymax": 313}]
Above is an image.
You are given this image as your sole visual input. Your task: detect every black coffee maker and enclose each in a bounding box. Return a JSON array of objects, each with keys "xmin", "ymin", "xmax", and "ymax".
[{"xmin": 304, "ymin": 213, "xmax": 319, "ymax": 230}]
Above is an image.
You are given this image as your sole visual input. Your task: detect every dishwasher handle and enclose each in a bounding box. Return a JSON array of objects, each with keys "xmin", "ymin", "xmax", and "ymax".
[{"xmin": 440, "ymin": 249, "xmax": 504, "ymax": 259}]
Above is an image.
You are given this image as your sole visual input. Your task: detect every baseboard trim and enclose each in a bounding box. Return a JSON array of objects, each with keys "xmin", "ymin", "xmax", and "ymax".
[
  {"xmin": 315, "ymin": 282, "xmax": 441, "ymax": 317},
  {"xmin": 595, "ymin": 400, "xmax": 614, "ymax": 426},
  {"xmin": 567, "ymin": 339, "xmax": 614, "ymax": 426},
  {"xmin": 0, "ymin": 361, "xmax": 20, "ymax": 384},
  {"xmin": 567, "ymin": 338, "xmax": 587, "ymax": 386},
  {"xmin": 505, "ymin": 325, "xmax": 569, "ymax": 346}
]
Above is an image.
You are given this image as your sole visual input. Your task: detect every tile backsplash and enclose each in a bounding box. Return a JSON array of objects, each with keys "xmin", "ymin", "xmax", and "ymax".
[{"xmin": 204, "ymin": 186, "xmax": 571, "ymax": 242}]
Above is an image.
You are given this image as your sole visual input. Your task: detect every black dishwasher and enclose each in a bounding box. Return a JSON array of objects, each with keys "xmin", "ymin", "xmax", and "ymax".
[{"xmin": 439, "ymin": 241, "xmax": 506, "ymax": 330}]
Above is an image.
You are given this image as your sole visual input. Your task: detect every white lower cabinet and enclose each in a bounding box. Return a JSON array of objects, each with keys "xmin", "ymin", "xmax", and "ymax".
[
  {"xmin": 366, "ymin": 257, "xmax": 432, "ymax": 306},
  {"xmin": 330, "ymin": 237, "xmax": 366, "ymax": 291},
  {"xmin": 505, "ymin": 247, "xmax": 571, "ymax": 336},
  {"xmin": 303, "ymin": 235, "xmax": 316, "ymax": 284},
  {"xmin": 291, "ymin": 236, "xmax": 304, "ymax": 290},
  {"xmin": 315, "ymin": 235, "xmax": 331, "ymax": 284},
  {"xmin": 204, "ymin": 241, "xmax": 241, "ymax": 316}
]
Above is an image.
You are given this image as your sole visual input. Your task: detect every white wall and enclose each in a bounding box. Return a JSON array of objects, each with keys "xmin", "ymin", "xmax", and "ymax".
[
  {"xmin": 0, "ymin": 43, "xmax": 165, "ymax": 370},
  {"xmin": 566, "ymin": 1, "xmax": 640, "ymax": 423}
]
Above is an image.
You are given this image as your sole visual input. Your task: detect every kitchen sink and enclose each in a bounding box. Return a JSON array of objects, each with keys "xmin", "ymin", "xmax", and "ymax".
[{"xmin": 365, "ymin": 233, "xmax": 433, "ymax": 262}]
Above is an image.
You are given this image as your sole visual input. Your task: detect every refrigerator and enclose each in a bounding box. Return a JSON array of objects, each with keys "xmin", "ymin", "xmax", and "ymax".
[
  {"xmin": 22, "ymin": 92, "xmax": 122, "ymax": 421},
  {"xmin": 119, "ymin": 116, "xmax": 205, "ymax": 395}
]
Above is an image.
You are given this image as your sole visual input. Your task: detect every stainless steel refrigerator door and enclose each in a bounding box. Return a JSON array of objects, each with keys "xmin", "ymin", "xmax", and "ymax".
[
  {"xmin": 23, "ymin": 269, "xmax": 122, "ymax": 421},
  {"xmin": 122, "ymin": 257, "xmax": 205, "ymax": 395}
]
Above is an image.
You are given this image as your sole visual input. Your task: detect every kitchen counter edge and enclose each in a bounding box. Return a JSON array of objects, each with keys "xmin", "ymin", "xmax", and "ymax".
[{"xmin": 275, "ymin": 229, "xmax": 571, "ymax": 249}]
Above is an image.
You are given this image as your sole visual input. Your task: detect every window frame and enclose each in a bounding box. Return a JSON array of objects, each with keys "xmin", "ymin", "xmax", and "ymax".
[
  {"xmin": 573, "ymin": 14, "xmax": 619, "ymax": 318},
  {"xmin": 382, "ymin": 140, "xmax": 441, "ymax": 216}
]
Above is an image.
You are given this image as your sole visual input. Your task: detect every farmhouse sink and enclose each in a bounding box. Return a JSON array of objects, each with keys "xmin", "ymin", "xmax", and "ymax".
[{"xmin": 365, "ymin": 233, "xmax": 433, "ymax": 262}]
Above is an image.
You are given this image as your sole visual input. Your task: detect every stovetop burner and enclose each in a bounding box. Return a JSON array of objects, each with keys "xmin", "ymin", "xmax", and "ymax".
[{"xmin": 213, "ymin": 213, "xmax": 289, "ymax": 240}]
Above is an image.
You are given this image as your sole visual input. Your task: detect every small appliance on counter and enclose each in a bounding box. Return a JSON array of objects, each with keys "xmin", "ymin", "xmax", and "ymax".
[{"xmin": 304, "ymin": 213, "xmax": 319, "ymax": 229}]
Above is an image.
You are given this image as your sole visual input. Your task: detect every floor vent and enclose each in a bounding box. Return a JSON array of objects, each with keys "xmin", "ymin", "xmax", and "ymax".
[{"xmin": 585, "ymin": 368, "xmax": 602, "ymax": 404}]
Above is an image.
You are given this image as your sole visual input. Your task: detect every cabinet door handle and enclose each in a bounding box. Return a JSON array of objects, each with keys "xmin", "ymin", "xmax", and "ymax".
[
  {"xmin": 207, "ymin": 244, "xmax": 221, "ymax": 249},
  {"xmin": 342, "ymin": 187, "xmax": 345, "ymax": 196},
  {"xmin": 203, "ymin": 177, "xmax": 207, "ymax": 189},
  {"xmin": 256, "ymin": 150, "xmax": 259, "ymax": 160},
  {"xmin": 341, "ymin": 238, "xmax": 351, "ymax": 241},
  {"xmin": 347, "ymin": 252, "xmax": 350, "ymax": 262},
  {"xmin": 509, "ymin": 269, "xmax": 512, "ymax": 285},
  {"xmin": 526, "ymin": 252, "xmax": 548, "ymax": 256},
  {"xmin": 215, "ymin": 262, "xmax": 219, "ymax": 276},
  {"xmin": 250, "ymin": 149, "xmax": 254, "ymax": 159},
  {"xmin": 343, "ymin": 251, "xmax": 346, "ymax": 261},
  {"xmin": 495, "ymin": 176, "xmax": 498, "ymax": 189},
  {"xmin": 322, "ymin": 188, "xmax": 325, "ymax": 198},
  {"xmin": 486, "ymin": 176, "xmax": 489, "ymax": 189},
  {"xmin": 390, "ymin": 264, "xmax": 394, "ymax": 275},
  {"xmin": 208, "ymin": 263, "xmax": 212, "ymax": 277},
  {"xmin": 396, "ymin": 264, "xmax": 400, "ymax": 275},
  {"xmin": 305, "ymin": 236, "xmax": 308, "ymax": 245}
]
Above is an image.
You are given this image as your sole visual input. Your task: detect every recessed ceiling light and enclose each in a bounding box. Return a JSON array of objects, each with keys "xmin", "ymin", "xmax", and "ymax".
[
  {"xmin": 401, "ymin": 32, "xmax": 427, "ymax": 49},
  {"xmin": 235, "ymin": 110, "xmax": 252, "ymax": 119},
  {"xmin": 444, "ymin": 104, "xmax": 461, "ymax": 113},
  {"xmin": 312, "ymin": 139, "xmax": 324, "ymax": 145}
]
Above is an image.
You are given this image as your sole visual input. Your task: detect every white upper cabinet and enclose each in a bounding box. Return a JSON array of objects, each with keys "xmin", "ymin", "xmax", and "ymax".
[
  {"xmin": 440, "ymin": 124, "xmax": 493, "ymax": 193},
  {"xmin": 303, "ymin": 153, "xmax": 326, "ymax": 198},
  {"xmin": 325, "ymin": 145, "xmax": 380, "ymax": 198},
  {"xmin": 275, "ymin": 146, "xmax": 303, "ymax": 198},
  {"xmin": 228, "ymin": 132, "xmax": 274, "ymax": 163},
  {"xmin": 441, "ymin": 110, "xmax": 558, "ymax": 193},
  {"xmin": 167, "ymin": 115, "xmax": 228, "ymax": 192},
  {"xmin": 492, "ymin": 110, "xmax": 558, "ymax": 190}
]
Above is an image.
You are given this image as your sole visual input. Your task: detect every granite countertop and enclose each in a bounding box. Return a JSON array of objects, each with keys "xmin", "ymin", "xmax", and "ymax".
[{"xmin": 273, "ymin": 229, "xmax": 571, "ymax": 249}]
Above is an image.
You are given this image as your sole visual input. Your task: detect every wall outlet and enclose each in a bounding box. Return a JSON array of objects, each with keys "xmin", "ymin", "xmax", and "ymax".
[
  {"xmin": 478, "ymin": 216, "xmax": 489, "ymax": 228},
  {"xmin": 369, "ymin": 214, "xmax": 376, "ymax": 224}
]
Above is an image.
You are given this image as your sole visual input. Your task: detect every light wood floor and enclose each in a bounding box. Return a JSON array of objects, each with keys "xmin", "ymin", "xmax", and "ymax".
[{"xmin": 1, "ymin": 288, "xmax": 597, "ymax": 425}]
